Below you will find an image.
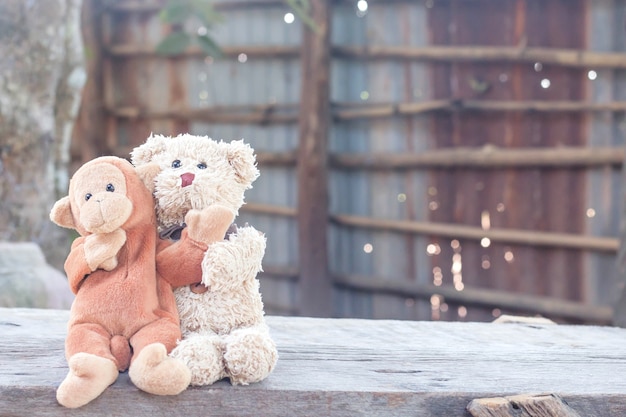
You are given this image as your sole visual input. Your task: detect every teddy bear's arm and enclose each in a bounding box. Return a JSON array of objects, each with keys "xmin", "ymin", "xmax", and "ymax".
[
  {"xmin": 201, "ymin": 225, "xmax": 267, "ymax": 291},
  {"xmin": 156, "ymin": 206, "xmax": 235, "ymax": 288},
  {"xmin": 156, "ymin": 230, "xmax": 208, "ymax": 288},
  {"xmin": 64, "ymin": 237, "xmax": 93, "ymax": 294}
]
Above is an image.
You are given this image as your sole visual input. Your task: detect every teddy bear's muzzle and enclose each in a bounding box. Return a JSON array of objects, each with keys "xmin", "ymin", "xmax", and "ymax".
[{"xmin": 180, "ymin": 173, "xmax": 195, "ymax": 188}]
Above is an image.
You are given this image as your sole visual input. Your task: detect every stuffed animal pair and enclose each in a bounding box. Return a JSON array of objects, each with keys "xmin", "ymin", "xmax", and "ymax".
[
  {"xmin": 51, "ymin": 136, "xmax": 276, "ymax": 407},
  {"xmin": 131, "ymin": 134, "xmax": 277, "ymax": 386}
]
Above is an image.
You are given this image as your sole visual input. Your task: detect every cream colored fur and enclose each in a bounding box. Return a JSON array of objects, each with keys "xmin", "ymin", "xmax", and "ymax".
[{"xmin": 131, "ymin": 134, "xmax": 277, "ymax": 386}]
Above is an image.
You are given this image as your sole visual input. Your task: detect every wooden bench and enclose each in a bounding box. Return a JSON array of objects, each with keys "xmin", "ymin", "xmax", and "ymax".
[{"xmin": 2, "ymin": 307, "xmax": 626, "ymax": 416}]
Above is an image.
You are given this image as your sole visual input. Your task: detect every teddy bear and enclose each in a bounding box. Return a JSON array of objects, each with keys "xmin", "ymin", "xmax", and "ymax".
[
  {"xmin": 131, "ymin": 133, "xmax": 278, "ymax": 386},
  {"xmin": 49, "ymin": 156, "xmax": 224, "ymax": 408}
]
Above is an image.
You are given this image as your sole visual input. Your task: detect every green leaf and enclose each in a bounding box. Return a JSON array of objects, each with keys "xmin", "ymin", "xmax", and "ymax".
[
  {"xmin": 285, "ymin": 0, "xmax": 309, "ymax": 11},
  {"xmin": 159, "ymin": 1, "xmax": 193, "ymax": 24},
  {"xmin": 190, "ymin": 0, "xmax": 223, "ymax": 27},
  {"xmin": 155, "ymin": 32, "xmax": 192, "ymax": 56},
  {"xmin": 197, "ymin": 34, "xmax": 223, "ymax": 58}
]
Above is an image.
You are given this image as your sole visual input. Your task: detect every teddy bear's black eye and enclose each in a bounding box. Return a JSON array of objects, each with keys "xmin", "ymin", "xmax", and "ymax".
[
  {"xmin": 85, "ymin": 193, "xmax": 92, "ymax": 201},
  {"xmin": 197, "ymin": 162, "xmax": 207, "ymax": 169},
  {"xmin": 172, "ymin": 160, "xmax": 182, "ymax": 168},
  {"xmin": 106, "ymin": 184, "xmax": 115, "ymax": 192}
]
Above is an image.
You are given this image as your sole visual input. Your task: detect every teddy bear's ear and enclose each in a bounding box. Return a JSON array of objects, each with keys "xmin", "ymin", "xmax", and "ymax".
[
  {"xmin": 226, "ymin": 140, "xmax": 260, "ymax": 186},
  {"xmin": 49, "ymin": 196, "xmax": 75, "ymax": 229},
  {"xmin": 135, "ymin": 163, "xmax": 161, "ymax": 193},
  {"xmin": 130, "ymin": 133, "xmax": 169, "ymax": 166}
]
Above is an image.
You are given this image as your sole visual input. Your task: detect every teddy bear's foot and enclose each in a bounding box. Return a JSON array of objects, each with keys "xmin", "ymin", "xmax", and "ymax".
[
  {"xmin": 129, "ymin": 342, "xmax": 191, "ymax": 395},
  {"xmin": 56, "ymin": 353, "xmax": 118, "ymax": 408},
  {"xmin": 224, "ymin": 329, "xmax": 278, "ymax": 385},
  {"xmin": 171, "ymin": 334, "xmax": 225, "ymax": 386}
]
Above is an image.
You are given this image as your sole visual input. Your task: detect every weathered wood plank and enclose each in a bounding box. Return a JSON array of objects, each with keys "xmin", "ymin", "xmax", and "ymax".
[
  {"xmin": 296, "ymin": 0, "xmax": 333, "ymax": 317},
  {"xmin": 2, "ymin": 308, "xmax": 626, "ymax": 416},
  {"xmin": 467, "ymin": 394, "xmax": 582, "ymax": 417}
]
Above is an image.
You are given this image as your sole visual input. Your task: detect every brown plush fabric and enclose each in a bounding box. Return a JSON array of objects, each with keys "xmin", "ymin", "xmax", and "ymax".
[
  {"xmin": 51, "ymin": 157, "xmax": 179, "ymax": 369},
  {"xmin": 156, "ymin": 228, "xmax": 207, "ymax": 289}
]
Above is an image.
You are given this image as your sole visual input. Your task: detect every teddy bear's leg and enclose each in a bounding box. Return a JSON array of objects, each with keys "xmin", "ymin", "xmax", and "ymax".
[
  {"xmin": 128, "ymin": 318, "xmax": 191, "ymax": 395},
  {"xmin": 171, "ymin": 333, "xmax": 226, "ymax": 386},
  {"xmin": 223, "ymin": 326, "xmax": 278, "ymax": 385}
]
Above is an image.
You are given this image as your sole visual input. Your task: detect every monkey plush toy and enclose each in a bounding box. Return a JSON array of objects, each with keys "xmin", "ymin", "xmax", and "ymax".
[{"xmin": 50, "ymin": 156, "xmax": 218, "ymax": 408}]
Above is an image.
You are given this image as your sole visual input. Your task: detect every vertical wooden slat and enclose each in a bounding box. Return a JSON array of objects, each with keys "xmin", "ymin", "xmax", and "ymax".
[
  {"xmin": 615, "ymin": 144, "xmax": 626, "ymax": 325},
  {"xmin": 297, "ymin": 0, "xmax": 332, "ymax": 317},
  {"xmin": 101, "ymin": 7, "xmax": 117, "ymax": 156},
  {"xmin": 615, "ymin": 10, "xmax": 626, "ymax": 324},
  {"xmin": 72, "ymin": 0, "xmax": 108, "ymax": 171}
]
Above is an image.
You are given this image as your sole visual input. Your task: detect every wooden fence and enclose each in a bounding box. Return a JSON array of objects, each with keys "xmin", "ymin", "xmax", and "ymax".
[{"xmin": 73, "ymin": 0, "xmax": 626, "ymax": 323}]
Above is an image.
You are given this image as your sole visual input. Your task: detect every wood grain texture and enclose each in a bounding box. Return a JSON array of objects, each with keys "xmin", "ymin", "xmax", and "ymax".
[
  {"xmin": 2, "ymin": 308, "xmax": 626, "ymax": 416},
  {"xmin": 296, "ymin": 0, "xmax": 333, "ymax": 317},
  {"xmin": 467, "ymin": 394, "xmax": 581, "ymax": 417}
]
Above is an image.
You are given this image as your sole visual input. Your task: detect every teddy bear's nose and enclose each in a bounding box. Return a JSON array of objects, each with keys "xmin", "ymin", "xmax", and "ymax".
[{"xmin": 180, "ymin": 172, "xmax": 195, "ymax": 187}]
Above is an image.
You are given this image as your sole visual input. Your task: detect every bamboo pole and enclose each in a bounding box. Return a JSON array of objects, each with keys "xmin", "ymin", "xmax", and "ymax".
[
  {"xmin": 110, "ymin": 105, "xmax": 298, "ymax": 125},
  {"xmin": 253, "ymin": 147, "xmax": 626, "ymax": 169},
  {"xmin": 107, "ymin": 43, "xmax": 626, "ymax": 71},
  {"xmin": 334, "ymin": 100, "xmax": 626, "ymax": 121},
  {"xmin": 333, "ymin": 45, "xmax": 626, "ymax": 69},
  {"xmin": 241, "ymin": 202, "xmax": 618, "ymax": 253},
  {"xmin": 109, "ymin": 99, "xmax": 626, "ymax": 126},
  {"xmin": 107, "ymin": 44, "xmax": 300, "ymax": 59},
  {"xmin": 460, "ymin": 100, "xmax": 626, "ymax": 112},
  {"xmin": 334, "ymin": 100, "xmax": 452, "ymax": 120},
  {"xmin": 334, "ymin": 274, "xmax": 613, "ymax": 323},
  {"xmin": 242, "ymin": 202, "xmax": 297, "ymax": 217},
  {"xmin": 331, "ymin": 213, "xmax": 619, "ymax": 253},
  {"xmin": 106, "ymin": 0, "xmax": 287, "ymax": 12},
  {"xmin": 255, "ymin": 151, "xmax": 298, "ymax": 166},
  {"xmin": 116, "ymin": 102, "xmax": 296, "ymax": 115},
  {"xmin": 260, "ymin": 265, "xmax": 300, "ymax": 280},
  {"xmin": 257, "ymin": 267, "xmax": 613, "ymax": 323},
  {"xmin": 106, "ymin": 0, "xmax": 462, "ymax": 13},
  {"xmin": 331, "ymin": 146, "xmax": 625, "ymax": 169}
]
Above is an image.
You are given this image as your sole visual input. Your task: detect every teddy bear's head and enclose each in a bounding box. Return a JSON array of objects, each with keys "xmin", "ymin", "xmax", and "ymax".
[
  {"xmin": 50, "ymin": 156, "xmax": 151, "ymax": 235},
  {"xmin": 131, "ymin": 134, "xmax": 259, "ymax": 230}
]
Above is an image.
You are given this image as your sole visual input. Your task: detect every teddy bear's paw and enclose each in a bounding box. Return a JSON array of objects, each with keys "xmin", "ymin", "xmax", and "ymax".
[
  {"xmin": 56, "ymin": 353, "xmax": 118, "ymax": 408},
  {"xmin": 201, "ymin": 229, "xmax": 266, "ymax": 289},
  {"xmin": 129, "ymin": 342, "xmax": 191, "ymax": 395},
  {"xmin": 185, "ymin": 205, "xmax": 235, "ymax": 245},
  {"xmin": 224, "ymin": 330, "xmax": 278, "ymax": 385},
  {"xmin": 229, "ymin": 225, "xmax": 267, "ymax": 260},
  {"xmin": 171, "ymin": 335, "xmax": 226, "ymax": 386}
]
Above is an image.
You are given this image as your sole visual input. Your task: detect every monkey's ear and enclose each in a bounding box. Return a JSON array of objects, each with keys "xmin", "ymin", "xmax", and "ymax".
[
  {"xmin": 135, "ymin": 163, "xmax": 161, "ymax": 193},
  {"xmin": 50, "ymin": 197, "xmax": 75, "ymax": 229}
]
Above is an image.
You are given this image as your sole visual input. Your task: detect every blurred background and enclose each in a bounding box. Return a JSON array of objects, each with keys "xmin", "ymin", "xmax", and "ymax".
[{"xmin": 2, "ymin": 0, "xmax": 626, "ymax": 325}]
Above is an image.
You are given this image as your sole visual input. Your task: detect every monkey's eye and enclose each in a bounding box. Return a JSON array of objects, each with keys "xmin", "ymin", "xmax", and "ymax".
[
  {"xmin": 197, "ymin": 162, "xmax": 207, "ymax": 169},
  {"xmin": 106, "ymin": 184, "xmax": 115, "ymax": 192},
  {"xmin": 172, "ymin": 160, "xmax": 182, "ymax": 168},
  {"xmin": 85, "ymin": 193, "xmax": 92, "ymax": 201}
]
